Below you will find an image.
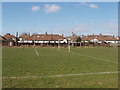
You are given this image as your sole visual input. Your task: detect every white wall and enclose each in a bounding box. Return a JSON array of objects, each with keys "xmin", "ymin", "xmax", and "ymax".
[
  {"xmin": 18, "ymin": 40, "xmax": 68, "ymax": 43},
  {"xmin": 106, "ymin": 41, "xmax": 118, "ymax": 43}
]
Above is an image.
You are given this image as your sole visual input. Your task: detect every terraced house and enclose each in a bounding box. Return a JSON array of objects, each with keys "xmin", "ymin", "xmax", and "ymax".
[
  {"xmin": 0, "ymin": 35, "xmax": 6, "ymax": 46},
  {"xmin": 18, "ymin": 33, "xmax": 67, "ymax": 46},
  {"xmin": 81, "ymin": 34, "xmax": 119, "ymax": 43},
  {"xmin": 1, "ymin": 33, "xmax": 119, "ymax": 47},
  {"xmin": 2, "ymin": 33, "xmax": 16, "ymax": 46}
]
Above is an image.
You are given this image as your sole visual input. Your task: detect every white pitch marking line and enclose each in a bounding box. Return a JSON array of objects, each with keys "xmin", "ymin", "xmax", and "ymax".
[
  {"xmin": 3, "ymin": 71, "xmax": 118, "ymax": 79},
  {"xmin": 71, "ymin": 52, "xmax": 118, "ymax": 64},
  {"xmin": 60, "ymin": 50, "xmax": 118, "ymax": 64},
  {"xmin": 34, "ymin": 49, "xmax": 39, "ymax": 56}
]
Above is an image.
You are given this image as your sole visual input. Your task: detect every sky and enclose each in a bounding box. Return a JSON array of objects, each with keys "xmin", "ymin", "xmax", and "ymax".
[{"xmin": 2, "ymin": 2, "xmax": 118, "ymax": 36}]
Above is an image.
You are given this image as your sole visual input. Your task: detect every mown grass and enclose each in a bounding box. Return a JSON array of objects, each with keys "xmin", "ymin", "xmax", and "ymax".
[{"xmin": 2, "ymin": 47, "xmax": 118, "ymax": 88}]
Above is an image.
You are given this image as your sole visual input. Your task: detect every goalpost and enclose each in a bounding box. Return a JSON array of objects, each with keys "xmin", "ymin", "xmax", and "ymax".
[
  {"xmin": 58, "ymin": 38, "xmax": 71, "ymax": 53},
  {"xmin": 58, "ymin": 39, "xmax": 60, "ymax": 50},
  {"xmin": 68, "ymin": 38, "xmax": 71, "ymax": 53}
]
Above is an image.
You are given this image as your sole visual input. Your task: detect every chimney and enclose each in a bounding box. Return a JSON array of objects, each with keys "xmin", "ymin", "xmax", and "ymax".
[
  {"xmin": 62, "ymin": 34, "xmax": 63, "ymax": 37},
  {"xmin": 16, "ymin": 32, "xmax": 18, "ymax": 38},
  {"xmin": 45, "ymin": 32, "xmax": 48, "ymax": 35},
  {"xmin": 28, "ymin": 33, "xmax": 30, "ymax": 36}
]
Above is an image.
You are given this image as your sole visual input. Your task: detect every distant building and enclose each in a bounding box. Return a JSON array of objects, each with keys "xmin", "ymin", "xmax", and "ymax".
[
  {"xmin": 0, "ymin": 35, "xmax": 6, "ymax": 41},
  {"xmin": 3, "ymin": 33, "xmax": 16, "ymax": 46},
  {"xmin": 1, "ymin": 33, "xmax": 119, "ymax": 47},
  {"xmin": 81, "ymin": 34, "xmax": 118, "ymax": 43},
  {"xmin": 0, "ymin": 35, "xmax": 6, "ymax": 46},
  {"xmin": 19, "ymin": 34, "xmax": 30, "ymax": 41},
  {"xmin": 66, "ymin": 32, "xmax": 80, "ymax": 46},
  {"xmin": 18, "ymin": 33, "xmax": 67, "ymax": 46},
  {"xmin": 4, "ymin": 33, "xmax": 16, "ymax": 41}
]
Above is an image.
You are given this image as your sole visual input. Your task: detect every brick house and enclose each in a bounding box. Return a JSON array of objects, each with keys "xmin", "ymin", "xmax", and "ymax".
[
  {"xmin": 0, "ymin": 35, "xmax": 6, "ymax": 41},
  {"xmin": 0, "ymin": 35, "xmax": 6, "ymax": 46},
  {"xmin": 3, "ymin": 33, "xmax": 16, "ymax": 46},
  {"xmin": 66, "ymin": 35, "xmax": 80, "ymax": 46},
  {"xmin": 18, "ymin": 33, "xmax": 67, "ymax": 46},
  {"xmin": 4, "ymin": 33, "xmax": 16, "ymax": 40},
  {"xmin": 19, "ymin": 34, "xmax": 30, "ymax": 41},
  {"xmin": 81, "ymin": 34, "xmax": 118, "ymax": 43}
]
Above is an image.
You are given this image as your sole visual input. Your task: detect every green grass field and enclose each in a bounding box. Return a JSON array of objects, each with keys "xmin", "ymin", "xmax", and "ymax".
[{"xmin": 2, "ymin": 47, "xmax": 118, "ymax": 88}]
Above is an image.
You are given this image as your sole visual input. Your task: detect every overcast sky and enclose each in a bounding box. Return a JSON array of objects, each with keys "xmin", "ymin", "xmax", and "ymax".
[{"xmin": 2, "ymin": 2, "xmax": 118, "ymax": 36}]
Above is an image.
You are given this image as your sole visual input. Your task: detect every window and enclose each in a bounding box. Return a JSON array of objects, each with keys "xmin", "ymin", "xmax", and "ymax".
[{"xmin": 37, "ymin": 36, "xmax": 44, "ymax": 38}]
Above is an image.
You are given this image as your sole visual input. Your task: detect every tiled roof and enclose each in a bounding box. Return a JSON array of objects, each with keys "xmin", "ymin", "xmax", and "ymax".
[
  {"xmin": 0, "ymin": 35, "xmax": 6, "ymax": 40},
  {"xmin": 19, "ymin": 34, "xmax": 30, "ymax": 38},
  {"xmin": 4, "ymin": 34, "xmax": 15, "ymax": 40},
  {"xmin": 82, "ymin": 35, "xmax": 118, "ymax": 41},
  {"xmin": 19, "ymin": 34, "xmax": 30, "ymax": 40},
  {"xmin": 66, "ymin": 35, "xmax": 79, "ymax": 40},
  {"xmin": 25, "ymin": 34, "xmax": 64, "ymax": 41}
]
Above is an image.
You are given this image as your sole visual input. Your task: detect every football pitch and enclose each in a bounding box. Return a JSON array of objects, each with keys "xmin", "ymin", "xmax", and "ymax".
[{"xmin": 2, "ymin": 47, "xmax": 118, "ymax": 88}]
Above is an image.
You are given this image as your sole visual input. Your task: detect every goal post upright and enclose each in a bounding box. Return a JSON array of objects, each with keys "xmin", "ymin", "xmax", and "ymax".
[
  {"xmin": 68, "ymin": 38, "xmax": 71, "ymax": 53},
  {"xmin": 58, "ymin": 38, "xmax": 71, "ymax": 53},
  {"xmin": 58, "ymin": 39, "xmax": 60, "ymax": 50}
]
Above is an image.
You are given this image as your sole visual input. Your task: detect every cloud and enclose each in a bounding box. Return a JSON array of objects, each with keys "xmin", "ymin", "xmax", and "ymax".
[
  {"xmin": 32, "ymin": 6, "xmax": 40, "ymax": 12},
  {"xmin": 89, "ymin": 4, "xmax": 98, "ymax": 8},
  {"xmin": 67, "ymin": 24, "xmax": 94, "ymax": 36},
  {"xmin": 44, "ymin": 4, "xmax": 61, "ymax": 13},
  {"xmin": 101, "ymin": 21, "xmax": 118, "ymax": 36},
  {"xmin": 104, "ymin": 22, "xmax": 118, "ymax": 29},
  {"xmin": 80, "ymin": 2, "xmax": 98, "ymax": 8}
]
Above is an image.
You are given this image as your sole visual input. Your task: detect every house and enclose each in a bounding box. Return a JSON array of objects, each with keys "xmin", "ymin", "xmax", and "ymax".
[
  {"xmin": 0, "ymin": 35, "xmax": 6, "ymax": 46},
  {"xmin": 18, "ymin": 33, "xmax": 67, "ymax": 46},
  {"xmin": 3, "ymin": 33, "xmax": 16, "ymax": 46},
  {"xmin": 118, "ymin": 37, "xmax": 120, "ymax": 43},
  {"xmin": 19, "ymin": 33, "xmax": 30, "ymax": 41},
  {"xmin": 81, "ymin": 34, "xmax": 118, "ymax": 44},
  {"xmin": 66, "ymin": 32, "xmax": 80, "ymax": 46},
  {"xmin": 4, "ymin": 33, "xmax": 16, "ymax": 40},
  {"xmin": 0, "ymin": 35, "xmax": 6, "ymax": 41}
]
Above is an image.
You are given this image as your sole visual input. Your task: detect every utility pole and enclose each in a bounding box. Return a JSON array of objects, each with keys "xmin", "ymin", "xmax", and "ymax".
[
  {"xmin": 16, "ymin": 32, "xmax": 18, "ymax": 46},
  {"xmin": 72, "ymin": 23, "xmax": 75, "ymax": 47}
]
